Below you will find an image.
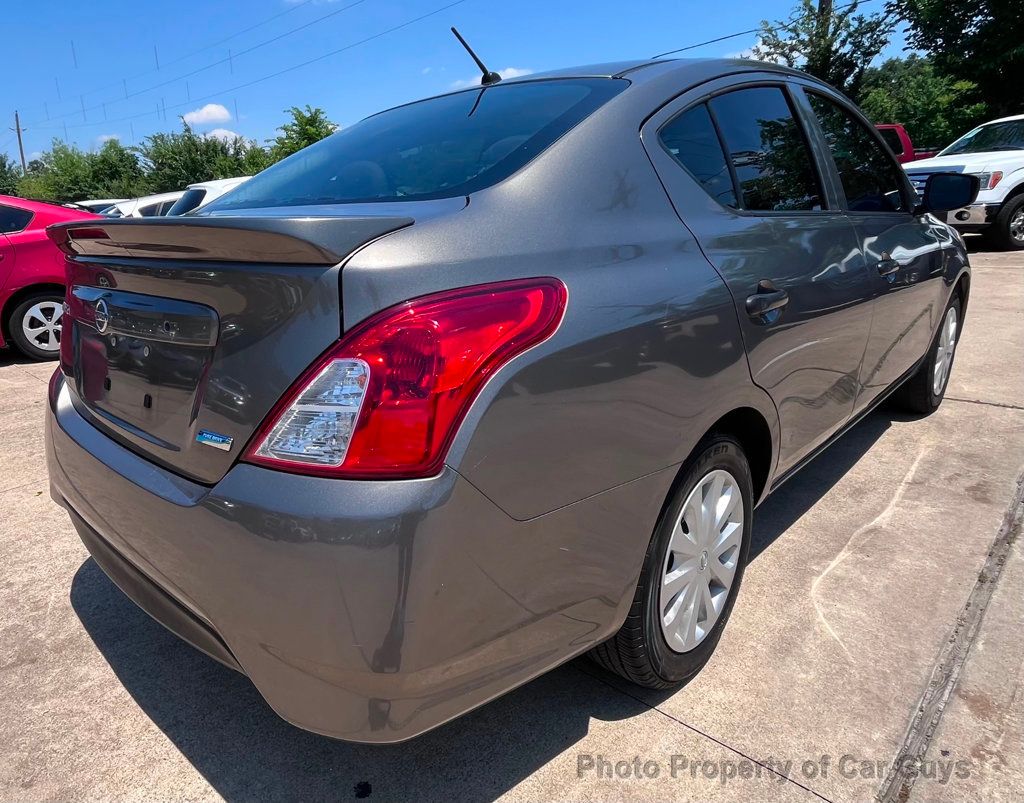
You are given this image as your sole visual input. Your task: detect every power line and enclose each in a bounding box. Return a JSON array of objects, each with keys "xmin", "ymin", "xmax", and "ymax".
[
  {"xmin": 28, "ymin": 0, "xmax": 370, "ymax": 128},
  {"xmin": 17, "ymin": 0, "xmax": 320, "ymax": 119},
  {"xmin": 40, "ymin": 0, "xmax": 470, "ymax": 133},
  {"xmin": 651, "ymin": 0, "xmax": 877, "ymax": 59}
]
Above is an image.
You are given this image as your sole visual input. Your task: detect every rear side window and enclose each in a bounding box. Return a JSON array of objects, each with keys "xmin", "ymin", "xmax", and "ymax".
[
  {"xmin": 138, "ymin": 202, "xmax": 162, "ymax": 217},
  {"xmin": 204, "ymin": 78, "xmax": 626, "ymax": 211},
  {"xmin": 709, "ymin": 86, "xmax": 823, "ymax": 212},
  {"xmin": 808, "ymin": 93, "xmax": 910, "ymax": 213},
  {"xmin": 0, "ymin": 204, "xmax": 34, "ymax": 233},
  {"xmin": 659, "ymin": 104, "xmax": 737, "ymax": 207},
  {"xmin": 168, "ymin": 188, "xmax": 207, "ymax": 216}
]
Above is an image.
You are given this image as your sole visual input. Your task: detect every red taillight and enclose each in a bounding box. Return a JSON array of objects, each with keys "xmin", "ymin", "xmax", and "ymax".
[{"xmin": 243, "ymin": 278, "xmax": 567, "ymax": 479}]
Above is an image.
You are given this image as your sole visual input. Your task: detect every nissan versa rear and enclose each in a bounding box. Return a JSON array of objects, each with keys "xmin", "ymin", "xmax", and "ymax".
[{"xmin": 46, "ymin": 59, "xmax": 974, "ymax": 743}]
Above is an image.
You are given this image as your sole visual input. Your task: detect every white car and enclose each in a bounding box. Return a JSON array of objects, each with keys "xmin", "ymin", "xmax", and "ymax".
[
  {"xmin": 105, "ymin": 191, "xmax": 186, "ymax": 218},
  {"xmin": 905, "ymin": 114, "xmax": 1024, "ymax": 250},
  {"xmin": 76, "ymin": 198, "xmax": 127, "ymax": 213},
  {"xmin": 167, "ymin": 176, "xmax": 252, "ymax": 216}
]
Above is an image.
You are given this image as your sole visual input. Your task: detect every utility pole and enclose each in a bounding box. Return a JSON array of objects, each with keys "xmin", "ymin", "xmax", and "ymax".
[{"xmin": 12, "ymin": 111, "xmax": 27, "ymax": 173}]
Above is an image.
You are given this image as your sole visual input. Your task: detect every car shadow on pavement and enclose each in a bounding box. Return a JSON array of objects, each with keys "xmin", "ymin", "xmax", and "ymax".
[{"xmin": 70, "ymin": 407, "xmax": 904, "ymax": 800}]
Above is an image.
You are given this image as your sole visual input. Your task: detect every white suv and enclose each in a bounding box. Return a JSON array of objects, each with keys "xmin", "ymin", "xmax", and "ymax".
[
  {"xmin": 904, "ymin": 114, "xmax": 1024, "ymax": 250},
  {"xmin": 166, "ymin": 176, "xmax": 251, "ymax": 216}
]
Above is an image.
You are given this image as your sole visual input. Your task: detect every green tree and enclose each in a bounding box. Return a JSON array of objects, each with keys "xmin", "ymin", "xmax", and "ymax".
[
  {"xmin": 270, "ymin": 105, "xmax": 338, "ymax": 162},
  {"xmin": 16, "ymin": 141, "xmax": 96, "ymax": 201},
  {"xmin": 136, "ymin": 124, "xmax": 271, "ymax": 192},
  {"xmin": 10, "ymin": 139, "xmax": 148, "ymax": 202},
  {"xmin": 0, "ymin": 154, "xmax": 19, "ymax": 196},
  {"xmin": 753, "ymin": 0, "xmax": 896, "ymax": 98},
  {"xmin": 857, "ymin": 56, "xmax": 988, "ymax": 147},
  {"xmin": 91, "ymin": 139, "xmax": 149, "ymax": 198},
  {"xmin": 890, "ymin": 0, "xmax": 1024, "ymax": 118}
]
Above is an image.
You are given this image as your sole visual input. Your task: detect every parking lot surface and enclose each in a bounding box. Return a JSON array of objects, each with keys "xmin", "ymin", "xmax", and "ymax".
[{"xmin": 1, "ymin": 248, "xmax": 1022, "ymax": 802}]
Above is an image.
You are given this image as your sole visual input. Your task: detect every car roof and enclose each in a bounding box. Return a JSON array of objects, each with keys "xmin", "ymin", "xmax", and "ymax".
[
  {"xmin": 976, "ymin": 113, "xmax": 1024, "ymax": 125},
  {"xmin": 185, "ymin": 177, "xmax": 252, "ymax": 191},
  {"xmin": 500, "ymin": 57, "xmax": 804, "ymax": 84},
  {"xmin": 502, "ymin": 60, "xmax": 665, "ymax": 81},
  {"xmin": 111, "ymin": 190, "xmax": 185, "ymax": 212},
  {"xmin": 0, "ymin": 194, "xmax": 100, "ymax": 223}
]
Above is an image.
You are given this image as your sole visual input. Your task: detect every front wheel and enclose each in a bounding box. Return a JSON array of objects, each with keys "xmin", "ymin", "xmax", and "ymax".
[
  {"xmin": 893, "ymin": 294, "xmax": 962, "ymax": 415},
  {"xmin": 988, "ymin": 195, "xmax": 1024, "ymax": 251},
  {"xmin": 589, "ymin": 436, "xmax": 753, "ymax": 689},
  {"xmin": 8, "ymin": 293, "xmax": 65, "ymax": 361}
]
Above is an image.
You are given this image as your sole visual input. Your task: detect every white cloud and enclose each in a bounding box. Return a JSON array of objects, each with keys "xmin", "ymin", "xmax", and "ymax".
[
  {"xmin": 96, "ymin": 134, "xmax": 119, "ymax": 145},
  {"xmin": 726, "ymin": 39, "xmax": 787, "ymax": 64},
  {"xmin": 204, "ymin": 128, "xmax": 240, "ymax": 142},
  {"xmin": 183, "ymin": 103, "xmax": 231, "ymax": 126},
  {"xmin": 725, "ymin": 46, "xmax": 756, "ymax": 59},
  {"xmin": 450, "ymin": 67, "xmax": 533, "ymax": 90},
  {"xmin": 421, "ymin": 67, "xmax": 432, "ymax": 75}
]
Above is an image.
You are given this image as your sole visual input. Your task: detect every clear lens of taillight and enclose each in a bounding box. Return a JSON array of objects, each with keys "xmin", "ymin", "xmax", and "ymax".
[
  {"xmin": 252, "ymin": 358, "xmax": 369, "ymax": 466},
  {"xmin": 244, "ymin": 278, "xmax": 567, "ymax": 479}
]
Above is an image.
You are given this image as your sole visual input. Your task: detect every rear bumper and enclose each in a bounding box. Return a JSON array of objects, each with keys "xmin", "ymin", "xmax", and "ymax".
[{"xmin": 46, "ymin": 374, "xmax": 669, "ymax": 743}]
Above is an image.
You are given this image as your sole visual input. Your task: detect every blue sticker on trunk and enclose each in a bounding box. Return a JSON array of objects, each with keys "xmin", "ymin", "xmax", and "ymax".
[{"xmin": 196, "ymin": 430, "xmax": 233, "ymax": 451}]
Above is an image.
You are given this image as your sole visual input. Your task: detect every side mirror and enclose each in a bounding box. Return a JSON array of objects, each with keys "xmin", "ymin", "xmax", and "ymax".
[{"xmin": 918, "ymin": 172, "xmax": 980, "ymax": 214}]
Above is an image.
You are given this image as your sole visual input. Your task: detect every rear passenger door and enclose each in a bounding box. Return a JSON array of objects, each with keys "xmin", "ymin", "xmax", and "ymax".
[
  {"xmin": 800, "ymin": 90, "xmax": 947, "ymax": 411},
  {"xmin": 643, "ymin": 77, "xmax": 872, "ymax": 476}
]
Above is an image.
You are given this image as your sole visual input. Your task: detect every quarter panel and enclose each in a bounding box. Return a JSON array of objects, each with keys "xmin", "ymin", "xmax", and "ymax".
[{"xmin": 342, "ymin": 93, "xmax": 766, "ymax": 520}]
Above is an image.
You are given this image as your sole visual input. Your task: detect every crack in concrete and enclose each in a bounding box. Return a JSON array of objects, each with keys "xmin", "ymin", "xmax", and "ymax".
[
  {"xmin": 946, "ymin": 397, "xmax": 1024, "ymax": 411},
  {"xmin": 576, "ymin": 664, "xmax": 833, "ymax": 801},
  {"xmin": 811, "ymin": 446, "xmax": 930, "ymax": 663},
  {"xmin": 876, "ymin": 471, "xmax": 1024, "ymax": 803}
]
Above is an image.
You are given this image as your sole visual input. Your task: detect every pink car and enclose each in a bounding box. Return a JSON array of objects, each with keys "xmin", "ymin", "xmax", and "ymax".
[{"xmin": 0, "ymin": 196, "xmax": 99, "ymax": 360}]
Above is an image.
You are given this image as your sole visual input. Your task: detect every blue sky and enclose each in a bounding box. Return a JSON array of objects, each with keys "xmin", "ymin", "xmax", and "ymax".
[{"xmin": 1, "ymin": 0, "xmax": 908, "ymax": 162}]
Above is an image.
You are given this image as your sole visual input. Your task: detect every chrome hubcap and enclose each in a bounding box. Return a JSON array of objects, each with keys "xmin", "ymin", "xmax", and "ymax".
[
  {"xmin": 932, "ymin": 305, "xmax": 958, "ymax": 396},
  {"xmin": 21, "ymin": 300, "xmax": 63, "ymax": 352},
  {"xmin": 1010, "ymin": 209, "xmax": 1024, "ymax": 243},
  {"xmin": 660, "ymin": 469, "xmax": 744, "ymax": 653}
]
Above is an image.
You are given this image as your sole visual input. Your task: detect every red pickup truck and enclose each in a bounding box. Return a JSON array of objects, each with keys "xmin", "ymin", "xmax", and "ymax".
[{"xmin": 876, "ymin": 124, "xmax": 938, "ymax": 163}]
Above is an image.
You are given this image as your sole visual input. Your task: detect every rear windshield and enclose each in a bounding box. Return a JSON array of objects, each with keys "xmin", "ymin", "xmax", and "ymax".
[
  {"xmin": 203, "ymin": 78, "xmax": 625, "ymax": 210},
  {"xmin": 168, "ymin": 188, "xmax": 208, "ymax": 216}
]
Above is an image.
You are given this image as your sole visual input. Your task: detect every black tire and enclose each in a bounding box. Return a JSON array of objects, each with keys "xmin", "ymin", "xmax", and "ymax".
[
  {"xmin": 589, "ymin": 436, "xmax": 753, "ymax": 689},
  {"xmin": 7, "ymin": 292, "xmax": 65, "ymax": 361},
  {"xmin": 988, "ymin": 195, "xmax": 1024, "ymax": 251},
  {"xmin": 892, "ymin": 293, "xmax": 962, "ymax": 415}
]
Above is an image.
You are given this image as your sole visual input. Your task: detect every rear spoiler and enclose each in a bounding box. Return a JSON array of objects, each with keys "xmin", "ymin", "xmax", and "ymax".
[{"xmin": 47, "ymin": 215, "xmax": 413, "ymax": 266}]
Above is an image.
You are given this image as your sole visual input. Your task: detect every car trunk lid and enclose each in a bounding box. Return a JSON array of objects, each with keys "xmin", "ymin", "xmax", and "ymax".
[{"xmin": 49, "ymin": 213, "xmax": 416, "ymax": 484}]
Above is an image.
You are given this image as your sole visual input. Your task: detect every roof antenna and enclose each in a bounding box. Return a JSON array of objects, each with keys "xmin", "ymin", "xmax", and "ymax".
[{"xmin": 450, "ymin": 27, "xmax": 502, "ymax": 86}]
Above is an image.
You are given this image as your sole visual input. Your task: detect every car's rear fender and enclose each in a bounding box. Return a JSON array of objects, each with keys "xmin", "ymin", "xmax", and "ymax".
[{"xmin": 340, "ymin": 95, "xmax": 778, "ymax": 520}]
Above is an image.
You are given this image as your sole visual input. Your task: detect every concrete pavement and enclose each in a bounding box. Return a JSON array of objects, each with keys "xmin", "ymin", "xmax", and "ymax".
[{"xmin": 0, "ymin": 248, "xmax": 1021, "ymax": 802}]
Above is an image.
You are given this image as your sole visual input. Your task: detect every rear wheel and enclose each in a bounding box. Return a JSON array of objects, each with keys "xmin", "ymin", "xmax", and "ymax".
[
  {"xmin": 8, "ymin": 293, "xmax": 64, "ymax": 361},
  {"xmin": 589, "ymin": 436, "xmax": 753, "ymax": 688},
  {"xmin": 893, "ymin": 294, "xmax": 961, "ymax": 415}
]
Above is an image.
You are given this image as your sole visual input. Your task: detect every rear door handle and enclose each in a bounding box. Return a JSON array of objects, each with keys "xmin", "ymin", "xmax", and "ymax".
[
  {"xmin": 745, "ymin": 280, "xmax": 790, "ymax": 319},
  {"xmin": 876, "ymin": 257, "xmax": 900, "ymax": 276}
]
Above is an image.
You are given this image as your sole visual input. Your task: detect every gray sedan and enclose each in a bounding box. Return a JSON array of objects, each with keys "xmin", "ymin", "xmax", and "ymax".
[{"xmin": 46, "ymin": 58, "xmax": 976, "ymax": 743}]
